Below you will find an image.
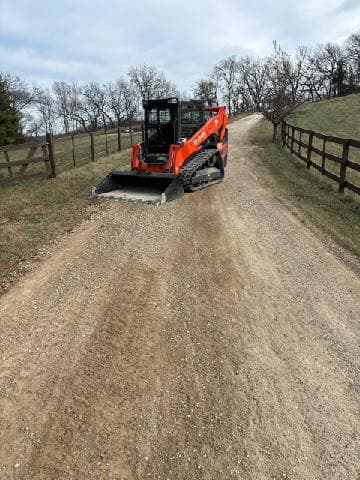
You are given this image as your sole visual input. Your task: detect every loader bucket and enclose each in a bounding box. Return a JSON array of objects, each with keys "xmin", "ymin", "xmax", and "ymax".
[{"xmin": 93, "ymin": 171, "xmax": 184, "ymax": 205}]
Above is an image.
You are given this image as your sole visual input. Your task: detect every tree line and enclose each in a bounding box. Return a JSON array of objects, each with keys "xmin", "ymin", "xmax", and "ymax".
[
  {"xmin": 0, "ymin": 30, "xmax": 359, "ymax": 144},
  {"xmin": 0, "ymin": 65, "xmax": 178, "ymax": 144},
  {"xmin": 195, "ymin": 31, "xmax": 360, "ymax": 139}
]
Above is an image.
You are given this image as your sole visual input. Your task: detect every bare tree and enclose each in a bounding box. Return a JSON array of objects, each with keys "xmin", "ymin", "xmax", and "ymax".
[
  {"xmin": 82, "ymin": 82, "xmax": 113, "ymax": 132},
  {"xmin": 106, "ymin": 78, "xmax": 139, "ymax": 127},
  {"xmin": 300, "ymin": 47, "xmax": 323, "ymax": 102},
  {"xmin": 26, "ymin": 119, "xmax": 44, "ymax": 140},
  {"xmin": 193, "ymin": 78, "xmax": 218, "ymax": 105},
  {"xmin": 310, "ymin": 43, "xmax": 347, "ymax": 98},
  {"xmin": 75, "ymin": 83, "xmax": 101, "ymax": 132},
  {"xmin": 239, "ymin": 56, "xmax": 268, "ymax": 110},
  {"xmin": 231, "ymin": 71, "xmax": 250, "ymax": 115},
  {"xmin": 345, "ymin": 31, "xmax": 360, "ymax": 65},
  {"xmin": 52, "ymin": 81, "xmax": 80, "ymax": 134},
  {"xmin": 213, "ymin": 56, "xmax": 238, "ymax": 116},
  {"xmin": 345, "ymin": 31, "xmax": 360, "ymax": 91},
  {"xmin": 261, "ymin": 92, "xmax": 297, "ymax": 142},
  {"xmin": 260, "ymin": 45, "xmax": 299, "ymax": 142},
  {"xmin": 122, "ymin": 82, "xmax": 139, "ymax": 141},
  {"xmin": 128, "ymin": 64, "xmax": 178, "ymax": 100},
  {"xmin": 37, "ymin": 89, "xmax": 56, "ymax": 134},
  {"xmin": 281, "ymin": 46, "xmax": 309, "ymax": 102},
  {"xmin": 0, "ymin": 73, "xmax": 39, "ymax": 114}
]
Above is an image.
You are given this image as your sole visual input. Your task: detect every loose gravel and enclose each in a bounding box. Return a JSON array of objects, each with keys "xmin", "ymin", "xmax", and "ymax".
[{"xmin": 0, "ymin": 115, "xmax": 359, "ymax": 480}]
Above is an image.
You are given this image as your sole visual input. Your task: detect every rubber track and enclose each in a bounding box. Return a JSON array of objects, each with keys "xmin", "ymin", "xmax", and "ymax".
[{"xmin": 181, "ymin": 149, "xmax": 219, "ymax": 190}]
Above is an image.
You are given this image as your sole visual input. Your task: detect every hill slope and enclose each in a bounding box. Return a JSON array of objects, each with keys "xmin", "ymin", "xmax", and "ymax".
[{"xmin": 288, "ymin": 93, "xmax": 360, "ymax": 139}]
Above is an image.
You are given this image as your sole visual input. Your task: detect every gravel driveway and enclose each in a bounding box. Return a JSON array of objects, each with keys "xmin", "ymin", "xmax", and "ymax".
[{"xmin": 0, "ymin": 114, "xmax": 359, "ymax": 479}]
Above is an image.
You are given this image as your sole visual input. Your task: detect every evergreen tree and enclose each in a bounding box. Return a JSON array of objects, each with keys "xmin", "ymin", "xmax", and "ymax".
[{"xmin": 0, "ymin": 78, "xmax": 19, "ymax": 145}]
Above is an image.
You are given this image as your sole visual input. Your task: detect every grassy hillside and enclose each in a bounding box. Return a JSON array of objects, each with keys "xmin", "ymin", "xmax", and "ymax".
[
  {"xmin": 287, "ymin": 94, "xmax": 360, "ymax": 187},
  {"xmin": 288, "ymin": 93, "xmax": 360, "ymax": 139}
]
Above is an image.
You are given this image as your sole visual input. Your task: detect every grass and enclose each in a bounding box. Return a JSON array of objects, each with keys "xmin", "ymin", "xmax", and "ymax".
[
  {"xmin": 287, "ymin": 94, "xmax": 360, "ymax": 187},
  {"xmin": 0, "ymin": 148, "xmax": 131, "ymax": 293},
  {"xmin": 288, "ymin": 93, "xmax": 360, "ymax": 139},
  {"xmin": 248, "ymin": 118, "xmax": 360, "ymax": 257}
]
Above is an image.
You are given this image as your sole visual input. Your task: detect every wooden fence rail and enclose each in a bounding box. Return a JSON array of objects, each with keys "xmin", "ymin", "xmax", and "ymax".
[
  {"xmin": 0, "ymin": 141, "xmax": 54, "ymax": 185},
  {"xmin": 281, "ymin": 121, "xmax": 360, "ymax": 195},
  {"xmin": 0, "ymin": 126, "xmax": 142, "ymax": 186}
]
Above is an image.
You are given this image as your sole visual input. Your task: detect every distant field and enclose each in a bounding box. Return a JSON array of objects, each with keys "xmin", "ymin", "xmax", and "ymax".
[{"xmin": 287, "ymin": 94, "xmax": 360, "ymax": 188}]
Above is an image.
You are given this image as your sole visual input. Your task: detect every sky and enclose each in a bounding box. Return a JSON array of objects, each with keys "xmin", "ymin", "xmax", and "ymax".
[{"xmin": 0, "ymin": 0, "xmax": 360, "ymax": 94}]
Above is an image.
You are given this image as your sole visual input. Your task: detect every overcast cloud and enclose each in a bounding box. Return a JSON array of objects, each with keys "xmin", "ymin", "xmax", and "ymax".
[{"xmin": 1, "ymin": 0, "xmax": 359, "ymax": 93}]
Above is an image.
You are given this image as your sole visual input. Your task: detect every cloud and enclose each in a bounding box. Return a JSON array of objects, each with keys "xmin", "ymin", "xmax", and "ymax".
[
  {"xmin": 0, "ymin": 0, "xmax": 359, "ymax": 92},
  {"xmin": 334, "ymin": 0, "xmax": 360, "ymax": 13},
  {"xmin": 0, "ymin": 46, "xmax": 102, "ymax": 78}
]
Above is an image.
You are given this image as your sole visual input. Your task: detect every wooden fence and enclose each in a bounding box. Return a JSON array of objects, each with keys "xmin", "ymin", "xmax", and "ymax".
[
  {"xmin": 281, "ymin": 121, "xmax": 360, "ymax": 195},
  {"xmin": 0, "ymin": 141, "xmax": 55, "ymax": 185},
  {"xmin": 0, "ymin": 127, "xmax": 142, "ymax": 185}
]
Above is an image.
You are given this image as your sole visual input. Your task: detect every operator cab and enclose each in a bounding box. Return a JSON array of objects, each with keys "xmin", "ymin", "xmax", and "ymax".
[
  {"xmin": 180, "ymin": 101, "xmax": 206, "ymax": 139},
  {"xmin": 142, "ymin": 98, "xmax": 206, "ymax": 165}
]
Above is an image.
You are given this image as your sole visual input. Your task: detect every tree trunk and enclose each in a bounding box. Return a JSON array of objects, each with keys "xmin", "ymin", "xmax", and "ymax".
[
  {"xmin": 227, "ymin": 94, "xmax": 232, "ymax": 117},
  {"xmin": 272, "ymin": 123, "xmax": 278, "ymax": 143}
]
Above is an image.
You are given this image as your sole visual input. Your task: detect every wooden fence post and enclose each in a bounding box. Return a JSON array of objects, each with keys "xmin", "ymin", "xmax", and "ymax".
[
  {"xmin": 90, "ymin": 133, "xmax": 95, "ymax": 162},
  {"xmin": 45, "ymin": 132, "xmax": 56, "ymax": 177},
  {"xmin": 105, "ymin": 130, "xmax": 109, "ymax": 155},
  {"xmin": 306, "ymin": 132, "xmax": 313, "ymax": 169},
  {"xmin": 287, "ymin": 124, "xmax": 290, "ymax": 148},
  {"xmin": 290, "ymin": 126, "xmax": 295, "ymax": 154},
  {"xmin": 298, "ymin": 131, "xmax": 302, "ymax": 157},
  {"xmin": 4, "ymin": 150, "xmax": 13, "ymax": 177},
  {"xmin": 339, "ymin": 140, "xmax": 350, "ymax": 193},
  {"xmin": 41, "ymin": 144, "xmax": 50, "ymax": 174},
  {"xmin": 71, "ymin": 135, "xmax": 76, "ymax": 167},
  {"xmin": 321, "ymin": 137, "xmax": 326, "ymax": 175},
  {"xmin": 117, "ymin": 127, "xmax": 122, "ymax": 151}
]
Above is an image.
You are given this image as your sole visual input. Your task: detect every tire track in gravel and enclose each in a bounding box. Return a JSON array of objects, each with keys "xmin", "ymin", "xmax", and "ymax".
[{"xmin": 0, "ymin": 114, "xmax": 359, "ymax": 480}]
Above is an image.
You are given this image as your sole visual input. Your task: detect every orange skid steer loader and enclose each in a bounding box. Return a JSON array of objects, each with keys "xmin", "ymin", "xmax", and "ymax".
[{"xmin": 93, "ymin": 98, "xmax": 228, "ymax": 205}]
